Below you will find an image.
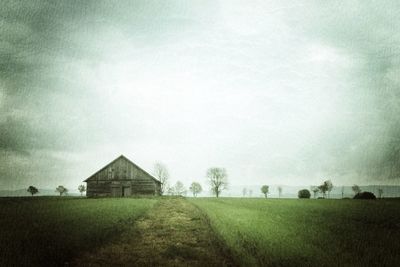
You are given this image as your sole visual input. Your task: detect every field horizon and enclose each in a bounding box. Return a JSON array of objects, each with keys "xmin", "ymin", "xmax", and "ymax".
[{"xmin": 3, "ymin": 184, "xmax": 400, "ymax": 198}]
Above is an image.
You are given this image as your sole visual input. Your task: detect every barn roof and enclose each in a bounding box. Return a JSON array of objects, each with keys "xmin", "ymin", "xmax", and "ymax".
[{"xmin": 83, "ymin": 155, "xmax": 162, "ymax": 184}]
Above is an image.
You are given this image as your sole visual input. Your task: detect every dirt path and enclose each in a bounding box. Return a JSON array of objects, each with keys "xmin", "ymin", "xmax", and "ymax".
[{"xmin": 73, "ymin": 198, "xmax": 235, "ymax": 266}]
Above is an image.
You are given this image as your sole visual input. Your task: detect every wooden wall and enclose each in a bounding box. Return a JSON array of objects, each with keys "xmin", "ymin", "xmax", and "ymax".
[{"xmin": 86, "ymin": 156, "xmax": 161, "ymax": 197}]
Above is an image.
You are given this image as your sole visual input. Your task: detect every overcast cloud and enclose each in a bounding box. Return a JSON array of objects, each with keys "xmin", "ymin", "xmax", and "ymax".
[{"xmin": 1, "ymin": 0, "xmax": 400, "ymax": 190}]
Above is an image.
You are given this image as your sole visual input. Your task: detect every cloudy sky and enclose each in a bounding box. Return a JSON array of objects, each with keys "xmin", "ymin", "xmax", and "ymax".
[{"xmin": 1, "ymin": 0, "xmax": 400, "ymax": 190}]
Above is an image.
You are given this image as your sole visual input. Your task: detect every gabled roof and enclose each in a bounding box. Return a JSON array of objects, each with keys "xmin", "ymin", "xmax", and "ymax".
[{"xmin": 84, "ymin": 155, "xmax": 161, "ymax": 184}]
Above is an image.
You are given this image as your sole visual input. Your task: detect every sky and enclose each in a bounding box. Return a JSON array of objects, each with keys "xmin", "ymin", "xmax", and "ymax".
[{"xmin": 1, "ymin": 0, "xmax": 400, "ymax": 191}]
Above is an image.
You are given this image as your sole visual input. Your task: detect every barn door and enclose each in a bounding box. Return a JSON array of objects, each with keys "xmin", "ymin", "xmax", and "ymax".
[
  {"xmin": 122, "ymin": 186, "xmax": 131, "ymax": 197},
  {"xmin": 111, "ymin": 187, "xmax": 120, "ymax": 197}
]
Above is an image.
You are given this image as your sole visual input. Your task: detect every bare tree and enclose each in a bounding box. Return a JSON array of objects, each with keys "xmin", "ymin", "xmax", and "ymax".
[
  {"xmin": 341, "ymin": 186, "xmax": 345, "ymax": 198},
  {"xmin": 318, "ymin": 184, "xmax": 327, "ymax": 198},
  {"xmin": 167, "ymin": 186, "xmax": 174, "ymax": 195},
  {"xmin": 78, "ymin": 184, "xmax": 86, "ymax": 196},
  {"xmin": 352, "ymin": 184, "xmax": 361, "ymax": 195},
  {"xmin": 318, "ymin": 180, "xmax": 332, "ymax": 198},
  {"xmin": 378, "ymin": 188, "xmax": 383, "ymax": 199},
  {"xmin": 242, "ymin": 187, "xmax": 247, "ymax": 197},
  {"xmin": 154, "ymin": 162, "xmax": 169, "ymax": 195},
  {"xmin": 207, "ymin": 167, "xmax": 228, "ymax": 198},
  {"xmin": 27, "ymin": 186, "xmax": 39, "ymax": 196},
  {"xmin": 56, "ymin": 185, "xmax": 68, "ymax": 196},
  {"xmin": 171, "ymin": 181, "xmax": 187, "ymax": 196},
  {"xmin": 326, "ymin": 180, "xmax": 334, "ymax": 198},
  {"xmin": 189, "ymin": 182, "xmax": 202, "ymax": 197},
  {"xmin": 311, "ymin": 186, "xmax": 319, "ymax": 199},
  {"xmin": 277, "ymin": 186, "xmax": 283, "ymax": 198},
  {"xmin": 261, "ymin": 185, "xmax": 269, "ymax": 198}
]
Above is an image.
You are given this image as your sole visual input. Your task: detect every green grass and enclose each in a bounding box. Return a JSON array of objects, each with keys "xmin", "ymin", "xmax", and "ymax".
[
  {"xmin": 0, "ymin": 197, "xmax": 157, "ymax": 266},
  {"xmin": 2, "ymin": 197, "xmax": 399, "ymax": 267},
  {"xmin": 190, "ymin": 198, "xmax": 400, "ymax": 267}
]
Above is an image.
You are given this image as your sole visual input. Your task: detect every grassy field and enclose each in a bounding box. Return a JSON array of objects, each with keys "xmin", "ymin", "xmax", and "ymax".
[
  {"xmin": 1, "ymin": 197, "xmax": 399, "ymax": 267},
  {"xmin": 190, "ymin": 198, "xmax": 400, "ymax": 267},
  {"xmin": 0, "ymin": 197, "xmax": 157, "ymax": 266}
]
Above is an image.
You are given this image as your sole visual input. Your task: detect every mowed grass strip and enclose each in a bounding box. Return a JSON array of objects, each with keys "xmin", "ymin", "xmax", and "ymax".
[
  {"xmin": 74, "ymin": 198, "xmax": 236, "ymax": 267},
  {"xmin": 190, "ymin": 198, "xmax": 400, "ymax": 267},
  {"xmin": 0, "ymin": 197, "xmax": 157, "ymax": 266}
]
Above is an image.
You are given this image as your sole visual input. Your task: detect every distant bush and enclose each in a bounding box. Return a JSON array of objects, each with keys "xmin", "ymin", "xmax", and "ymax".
[
  {"xmin": 317, "ymin": 197, "xmax": 325, "ymax": 199},
  {"xmin": 353, "ymin": 192, "xmax": 376, "ymax": 200},
  {"xmin": 298, "ymin": 189, "xmax": 311, "ymax": 199}
]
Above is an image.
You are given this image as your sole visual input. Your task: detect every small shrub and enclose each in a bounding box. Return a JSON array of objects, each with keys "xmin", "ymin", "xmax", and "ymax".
[
  {"xmin": 298, "ymin": 189, "xmax": 311, "ymax": 199},
  {"xmin": 353, "ymin": 192, "xmax": 376, "ymax": 200}
]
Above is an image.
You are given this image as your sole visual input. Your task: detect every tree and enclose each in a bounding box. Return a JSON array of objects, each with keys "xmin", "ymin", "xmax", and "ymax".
[
  {"xmin": 206, "ymin": 167, "xmax": 228, "ymax": 198},
  {"xmin": 189, "ymin": 182, "xmax": 202, "ymax": 197},
  {"xmin": 56, "ymin": 185, "xmax": 68, "ymax": 196},
  {"xmin": 168, "ymin": 181, "xmax": 187, "ymax": 196},
  {"xmin": 325, "ymin": 180, "xmax": 334, "ymax": 198},
  {"xmin": 242, "ymin": 187, "xmax": 247, "ymax": 197},
  {"xmin": 341, "ymin": 186, "xmax": 345, "ymax": 199},
  {"xmin": 352, "ymin": 184, "xmax": 361, "ymax": 195},
  {"xmin": 311, "ymin": 186, "xmax": 319, "ymax": 199},
  {"xmin": 261, "ymin": 185, "xmax": 269, "ymax": 198},
  {"xmin": 154, "ymin": 162, "xmax": 169, "ymax": 195},
  {"xmin": 167, "ymin": 186, "xmax": 174, "ymax": 196},
  {"xmin": 318, "ymin": 183, "xmax": 327, "ymax": 198},
  {"xmin": 318, "ymin": 180, "xmax": 332, "ymax": 198},
  {"xmin": 78, "ymin": 184, "xmax": 86, "ymax": 196},
  {"xmin": 298, "ymin": 189, "xmax": 311, "ymax": 199},
  {"xmin": 277, "ymin": 186, "xmax": 282, "ymax": 198},
  {"xmin": 27, "ymin": 186, "xmax": 39, "ymax": 196},
  {"xmin": 378, "ymin": 188, "xmax": 383, "ymax": 199},
  {"xmin": 249, "ymin": 189, "xmax": 253, "ymax": 197},
  {"xmin": 172, "ymin": 181, "xmax": 187, "ymax": 196}
]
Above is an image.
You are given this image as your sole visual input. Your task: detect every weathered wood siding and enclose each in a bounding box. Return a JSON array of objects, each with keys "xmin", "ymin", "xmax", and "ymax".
[{"xmin": 86, "ymin": 156, "xmax": 161, "ymax": 197}]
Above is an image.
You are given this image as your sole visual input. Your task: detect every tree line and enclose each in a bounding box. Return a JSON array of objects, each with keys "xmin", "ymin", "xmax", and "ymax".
[
  {"xmin": 154, "ymin": 163, "xmax": 228, "ymax": 197},
  {"xmin": 26, "ymin": 163, "xmax": 385, "ymax": 199},
  {"xmin": 154, "ymin": 162, "xmax": 387, "ymax": 199},
  {"xmin": 26, "ymin": 185, "xmax": 86, "ymax": 196}
]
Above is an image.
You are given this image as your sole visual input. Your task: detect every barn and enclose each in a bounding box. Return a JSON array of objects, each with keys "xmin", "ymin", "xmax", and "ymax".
[{"xmin": 84, "ymin": 155, "xmax": 161, "ymax": 197}]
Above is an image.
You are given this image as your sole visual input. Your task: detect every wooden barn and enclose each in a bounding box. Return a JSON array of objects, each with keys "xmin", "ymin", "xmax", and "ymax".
[{"xmin": 84, "ymin": 155, "xmax": 161, "ymax": 197}]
